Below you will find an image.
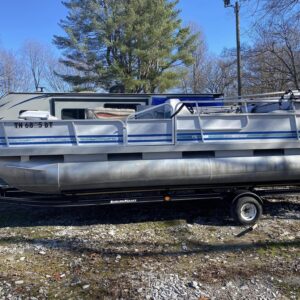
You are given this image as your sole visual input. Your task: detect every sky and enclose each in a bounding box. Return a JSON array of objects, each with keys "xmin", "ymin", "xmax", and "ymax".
[{"xmin": 0, "ymin": 0, "xmax": 252, "ymax": 55}]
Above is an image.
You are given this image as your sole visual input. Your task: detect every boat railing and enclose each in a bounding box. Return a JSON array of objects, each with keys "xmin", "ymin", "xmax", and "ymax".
[
  {"xmin": 172, "ymin": 93, "xmax": 300, "ymax": 143},
  {"xmin": 0, "ymin": 90, "xmax": 300, "ymax": 148}
]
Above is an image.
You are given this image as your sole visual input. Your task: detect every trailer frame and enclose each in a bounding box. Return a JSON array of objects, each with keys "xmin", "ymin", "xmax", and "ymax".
[{"xmin": 1, "ymin": 184, "xmax": 299, "ymax": 225}]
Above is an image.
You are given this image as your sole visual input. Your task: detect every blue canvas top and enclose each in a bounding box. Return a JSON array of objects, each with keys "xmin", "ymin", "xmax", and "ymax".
[{"xmin": 151, "ymin": 96, "xmax": 223, "ymax": 106}]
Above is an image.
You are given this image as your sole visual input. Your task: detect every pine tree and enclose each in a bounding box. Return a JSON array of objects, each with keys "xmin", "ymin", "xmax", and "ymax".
[{"xmin": 54, "ymin": 0, "xmax": 197, "ymax": 92}]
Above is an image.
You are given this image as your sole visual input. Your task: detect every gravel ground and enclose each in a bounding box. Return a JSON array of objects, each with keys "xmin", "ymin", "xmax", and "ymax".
[{"xmin": 0, "ymin": 196, "xmax": 299, "ymax": 299}]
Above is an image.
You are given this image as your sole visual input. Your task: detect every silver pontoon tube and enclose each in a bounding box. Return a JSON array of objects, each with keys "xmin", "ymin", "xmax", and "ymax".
[{"xmin": 0, "ymin": 155, "xmax": 298, "ymax": 194}]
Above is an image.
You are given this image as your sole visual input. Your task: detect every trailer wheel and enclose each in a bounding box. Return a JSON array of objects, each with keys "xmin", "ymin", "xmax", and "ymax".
[{"xmin": 232, "ymin": 195, "xmax": 262, "ymax": 225}]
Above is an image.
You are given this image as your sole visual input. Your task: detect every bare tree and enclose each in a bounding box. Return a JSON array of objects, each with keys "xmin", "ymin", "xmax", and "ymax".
[
  {"xmin": 179, "ymin": 1, "xmax": 300, "ymax": 96},
  {"xmin": 20, "ymin": 41, "xmax": 77, "ymax": 92},
  {"xmin": 247, "ymin": 19, "xmax": 300, "ymax": 91},
  {"xmin": 21, "ymin": 41, "xmax": 49, "ymax": 91},
  {"xmin": 266, "ymin": 0, "xmax": 299, "ymax": 13},
  {"xmin": 242, "ymin": 0, "xmax": 300, "ymax": 16},
  {"xmin": 178, "ymin": 24, "xmax": 208, "ymax": 93},
  {"xmin": 0, "ymin": 41, "xmax": 78, "ymax": 95},
  {"xmin": 44, "ymin": 56, "xmax": 75, "ymax": 92},
  {"xmin": 190, "ymin": 27, "xmax": 208, "ymax": 93},
  {"xmin": 225, "ymin": 0, "xmax": 300, "ymax": 94},
  {"xmin": 259, "ymin": 0, "xmax": 298, "ymax": 15},
  {"xmin": 0, "ymin": 49, "xmax": 30, "ymax": 97},
  {"xmin": 202, "ymin": 49, "xmax": 237, "ymax": 95}
]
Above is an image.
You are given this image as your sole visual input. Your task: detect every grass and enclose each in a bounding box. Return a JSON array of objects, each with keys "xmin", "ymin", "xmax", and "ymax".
[
  {"xmin": 275, "ymin": 280, "xmax": 300, "ymax": 299},
  {"xmin": 0, "ymin": 202, "xmax": 298, "ymax": 299}
]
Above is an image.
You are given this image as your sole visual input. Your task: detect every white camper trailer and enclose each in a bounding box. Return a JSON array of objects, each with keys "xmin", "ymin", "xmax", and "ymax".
[{"xmin": 0, "ymin": 92, "xmax": 221, "ymax": 120}]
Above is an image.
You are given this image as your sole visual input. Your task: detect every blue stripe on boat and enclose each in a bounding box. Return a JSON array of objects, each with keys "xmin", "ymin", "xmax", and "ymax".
[
  {"xmin": 128, "ymin": 134, "xmax": 172, "ymax": 137},
  {"xmin": 205, "ymin": 136, "xmax": 296, "ymax": 141},
  {"xmin": 8, "ymin": 135, "xmax": 76, "ymax": 139},
  {"xmin": 128, "ymin": 139, "xmax": 173, "ymax": 143},
  {"xmin": 1, "ymin": 130, "xmax": 299, "ymax": 146}
]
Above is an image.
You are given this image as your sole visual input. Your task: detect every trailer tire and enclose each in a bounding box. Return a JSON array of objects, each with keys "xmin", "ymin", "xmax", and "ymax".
[{"xmin": 232, "ymin": 196, "xmax": 262, "ymax": 225}]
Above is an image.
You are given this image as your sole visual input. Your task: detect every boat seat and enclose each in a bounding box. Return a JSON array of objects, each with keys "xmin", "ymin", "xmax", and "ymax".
[{"xmin": 86, "ymin": 107, "xmax": 135, "ymax": 120}]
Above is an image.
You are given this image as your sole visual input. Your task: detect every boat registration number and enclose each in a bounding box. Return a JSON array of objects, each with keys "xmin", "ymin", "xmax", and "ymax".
[{"xmin": 14, "ymin": 122, "xmax": 53, "ymax": 129}]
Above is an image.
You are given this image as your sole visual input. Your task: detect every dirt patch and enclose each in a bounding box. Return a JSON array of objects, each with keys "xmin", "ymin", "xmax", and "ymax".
[{"xmin": 0, "ymin": 198, "xmax": 299, "ymax": 299}]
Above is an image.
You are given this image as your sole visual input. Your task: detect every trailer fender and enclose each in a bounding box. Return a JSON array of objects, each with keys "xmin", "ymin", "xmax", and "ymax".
[{"xmin": 231, "ymin": 190, "xmax": 263, "ymax": 205}]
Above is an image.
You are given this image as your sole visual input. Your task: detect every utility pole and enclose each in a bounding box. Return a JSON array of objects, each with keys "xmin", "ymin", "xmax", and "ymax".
[{"xmin": 224, "ymin": 0, "xmax": 242, "ymax": 96}]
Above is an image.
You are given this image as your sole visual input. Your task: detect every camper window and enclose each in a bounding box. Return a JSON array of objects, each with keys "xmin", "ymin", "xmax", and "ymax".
[
  {"xmin": 62, "ymin": 109, "xmax": 86, "ymax": 120},
  {"xmin": 104, "ymin": 103, "xmax": 140, "ymax": 110}
]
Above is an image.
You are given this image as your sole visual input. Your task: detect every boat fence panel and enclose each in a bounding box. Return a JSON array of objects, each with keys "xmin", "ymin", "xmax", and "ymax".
[
  {"xmin": 73, "ymin": 120, "xmax": 124, "ymax": 145},
  {"xmin": 194, "ymin": 114, "xmax": 298, "ymax": 143},
  {"xmin": 176, "ymin": 116, "xmax": 201, "ymax": 131},
  {"xmin": 199, "ymin": 116, "xmax": 247, "ymax": 131},
  {"xmin": 173, "ymin": 100, "xmax": 299, "ymax": 144},
  {"xmin": 126, "ymin": 119, "xmax": 173, "ymax": 145},
  {"xmin": 2, "ymin": 121, "xmax": 75, "ymax": 147},
  {"xmin": 175, "ymin": 116, "xmax": 202, "ymax": 143},
  {"xmin": 0, "ymin": 120, "xmax": 124, "ymax": 147}
]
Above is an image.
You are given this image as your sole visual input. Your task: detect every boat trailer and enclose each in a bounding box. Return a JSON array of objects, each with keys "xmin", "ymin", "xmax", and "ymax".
[{"xmin": 0, "ymin": 184, "xmax": 299, "ymax": 225}]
